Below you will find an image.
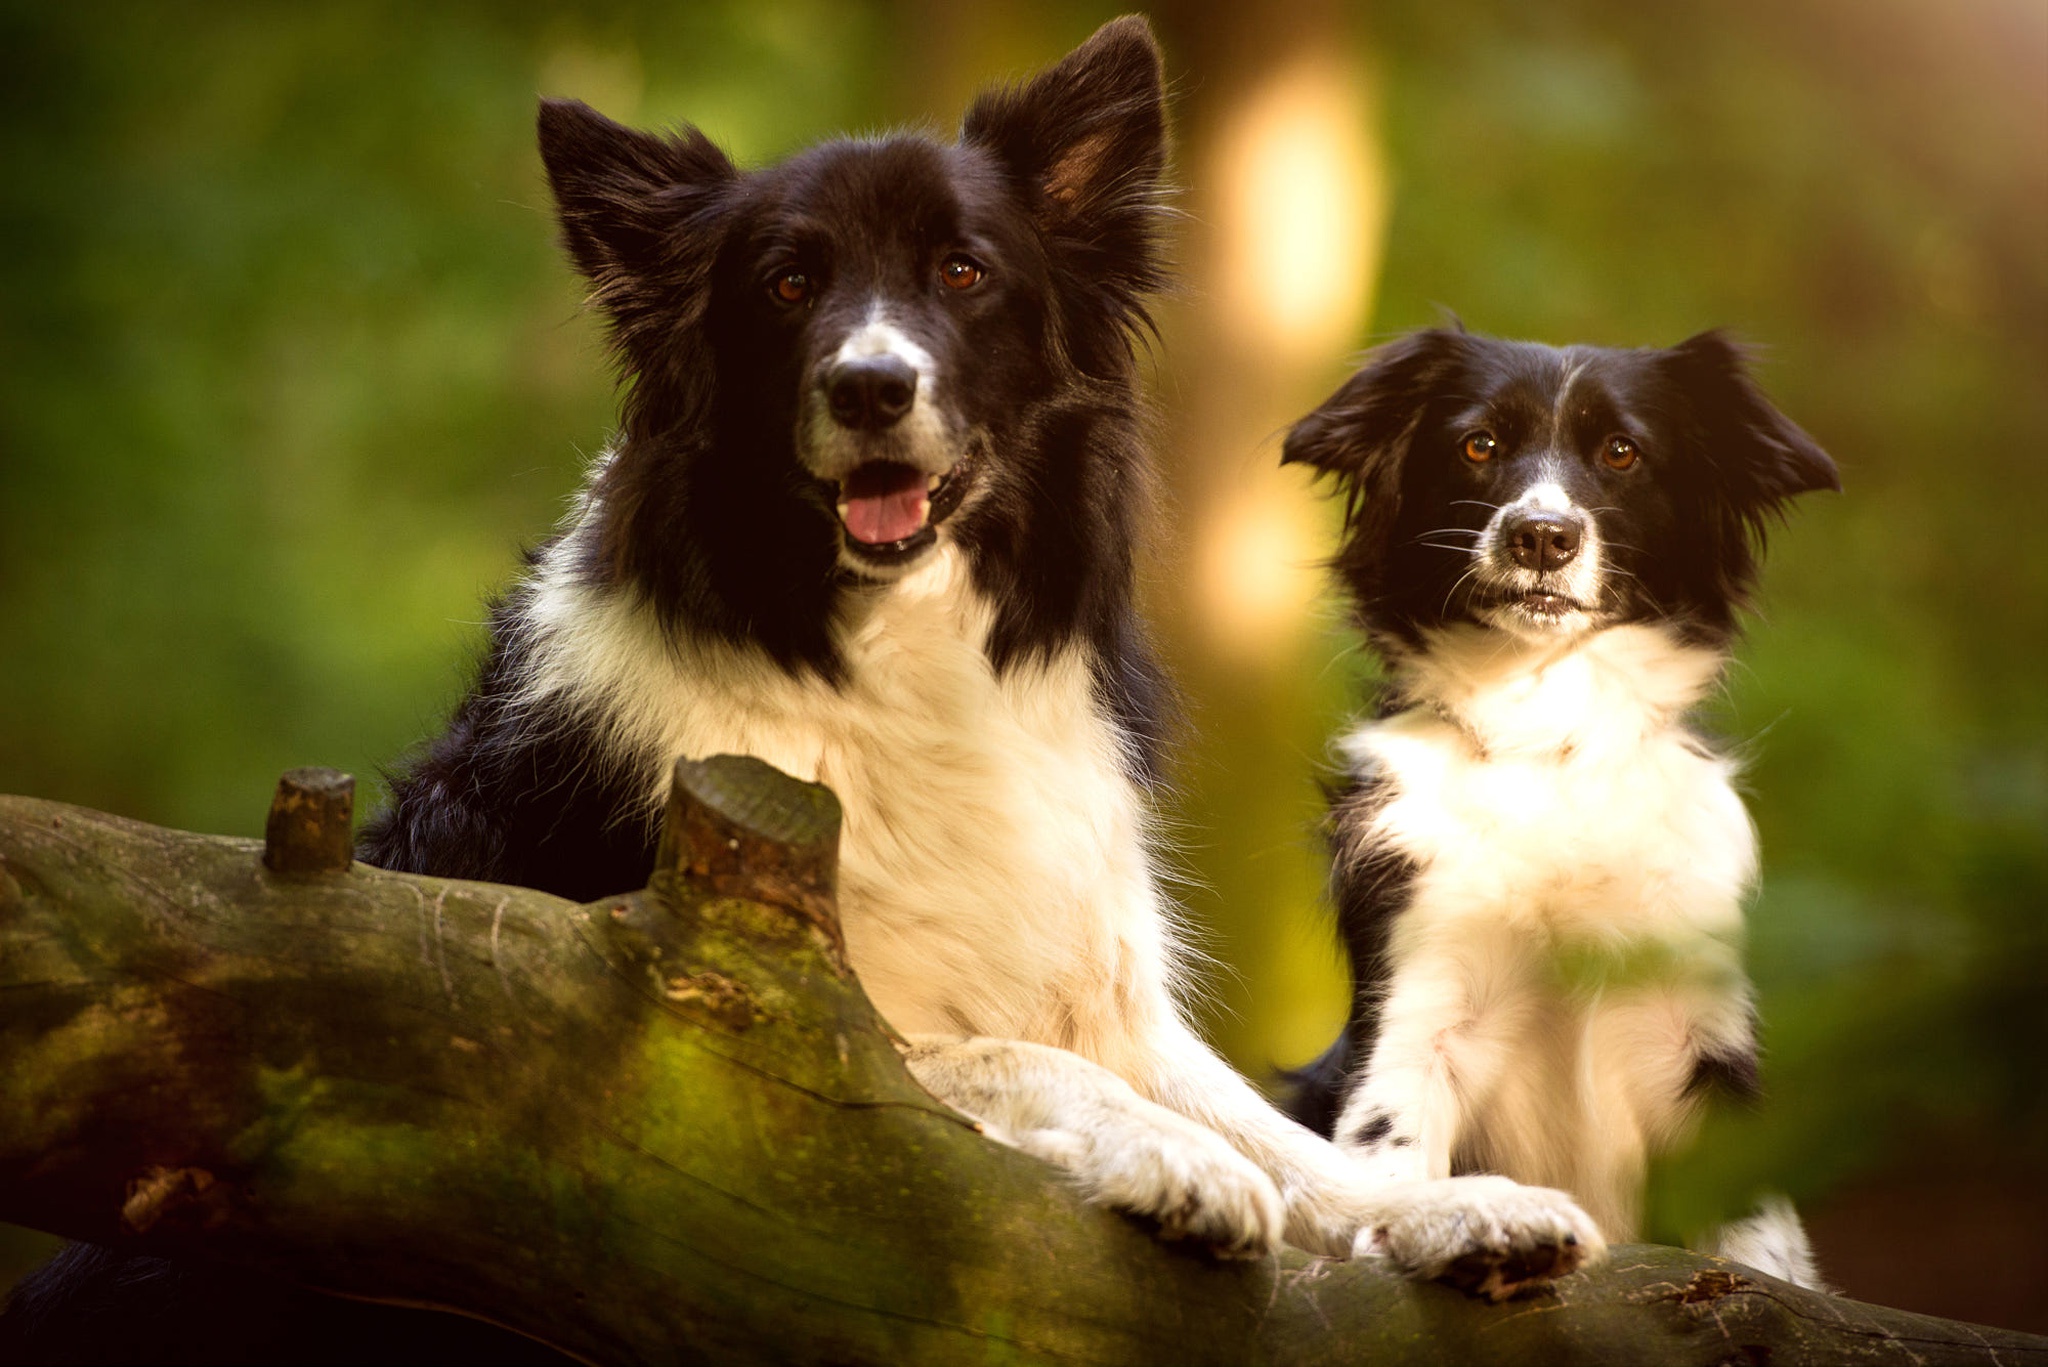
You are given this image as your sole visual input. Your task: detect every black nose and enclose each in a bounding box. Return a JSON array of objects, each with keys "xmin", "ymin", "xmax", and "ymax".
[
  {"xmin": 1505, "ymin": 512, "xmax": 1584, "ymax": 571},
  {"xmin": 826, "ymin": 356, "xmax": 917, "ymax": 431}
]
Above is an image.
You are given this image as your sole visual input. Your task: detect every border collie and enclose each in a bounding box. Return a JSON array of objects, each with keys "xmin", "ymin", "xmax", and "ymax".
[
  {"xmin": 1279, "ymin": 325, "xmax": 1839, "ymax": 1286},
  {"xmin": 348, "ymin": 21, "xmax": 1602, "ymax": 1287}
]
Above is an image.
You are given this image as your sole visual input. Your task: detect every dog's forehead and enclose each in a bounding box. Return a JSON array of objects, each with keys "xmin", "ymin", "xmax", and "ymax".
[
  {"xmin": 746, "ymin": 137, "xmax": 1010, "ymax": 255},
  {"xmin": 1461, "ymin": 341, "xmax": 1659, "ymax": 427}
]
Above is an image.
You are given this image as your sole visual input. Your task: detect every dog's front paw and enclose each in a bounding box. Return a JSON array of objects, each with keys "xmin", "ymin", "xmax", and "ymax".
[
  {"xmin": 1013, "ymin": 1114, "xmax": 1285, "ymax": 1259},
  {"xmin": 1354, "ymin": 1176, "xmax": 1606, "ymax": 1300}
]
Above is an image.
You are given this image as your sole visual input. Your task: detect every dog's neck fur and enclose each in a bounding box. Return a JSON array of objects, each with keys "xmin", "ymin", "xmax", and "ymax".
[
  {"xmin": 515, "ymin": 499, "xmax": 1178, "ymax": 1061},
  {"xmin": 1379, "ymin": 622, "xmax": 1726, "ymax": 762}
]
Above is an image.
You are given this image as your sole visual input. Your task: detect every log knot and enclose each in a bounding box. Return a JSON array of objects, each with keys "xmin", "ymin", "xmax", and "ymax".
[
  {"xmin": 1675, "ymin": 1268, "xmax": 1755, "ymax": 1304},
  {"xmin": 263, "ymin": 768, "xmax": 355, "ymax": 875},
  {"xmin": 652, "ymin": 755, "xmax": 845, "ymax": 965}
]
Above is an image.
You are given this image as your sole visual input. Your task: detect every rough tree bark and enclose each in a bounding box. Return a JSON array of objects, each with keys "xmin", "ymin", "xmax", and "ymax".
[{"xmin": 1, "ymin": 760, "xmax": 2042, "ymax": 1366}]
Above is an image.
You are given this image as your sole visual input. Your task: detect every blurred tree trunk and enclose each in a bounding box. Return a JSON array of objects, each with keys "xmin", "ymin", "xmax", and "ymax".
[
  {"xmin": 2, "ymin": 762, "xmax": 2043, "ymax": 1366},
  {"xmin": 885, "ymin": 0, "xmax": 1385, "ymax": 1069}
]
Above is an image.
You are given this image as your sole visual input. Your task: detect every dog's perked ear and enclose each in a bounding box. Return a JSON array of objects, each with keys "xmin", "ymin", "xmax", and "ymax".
[
  {"xmin": 536, "ymin": 98, "xmax": 737, "ymax": 363},
  {"xmin": 1283, "ymin": 328, "xmax": 1467, "ymax": 553},
  {"xmin": 962, "ymin": 16, "xmax": 1171, "ymax": 348},
  {"xmin": 1664, "ymin": 331, "xmax": 1841, "ymax": 509}
]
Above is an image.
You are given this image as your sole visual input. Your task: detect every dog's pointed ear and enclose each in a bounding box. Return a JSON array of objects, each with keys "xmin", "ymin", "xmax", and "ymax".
[
  {"xmin": 962, "ymin": 17, "xmax": 1168, "ymax": 287},
  {"xmin": 1665, "ymin": 330, "xmax": 1840, "ymax": 505},
  {"xmin": 1283, "ymin": 328, "xmax": 1466, "ymax": 478},
  {"xmin": 537, "ymin": 98, "xmax": 737, "ymax": 292}
]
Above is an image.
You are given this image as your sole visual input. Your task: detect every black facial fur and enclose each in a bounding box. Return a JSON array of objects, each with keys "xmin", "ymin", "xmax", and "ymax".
[
  {"xmin": 1283, "ymin": 326, "xmax": 1839, "ymax": 652},
  {"xmin": 536, "ymin": 16, "xmax": 1169, "ymax": 683}
]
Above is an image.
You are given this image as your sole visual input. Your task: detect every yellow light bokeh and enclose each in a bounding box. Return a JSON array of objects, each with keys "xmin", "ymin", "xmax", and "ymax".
[
  {"xmin": 1213, "ymin": 56, "xmax": 1386, "ymax": 359},
  {"xmin": 1192, "ymin": 53, "xmax": 1384, "ymax": 663},
  {"xmin": 1194, "ymin": 467, "xmax": 1330, "ymax": 666}
]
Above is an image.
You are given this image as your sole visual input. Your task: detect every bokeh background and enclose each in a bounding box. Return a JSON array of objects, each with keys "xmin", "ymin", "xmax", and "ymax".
[{"xmin": 2, "ymin": 0, "xmax": 2043, "ymax": 1331}]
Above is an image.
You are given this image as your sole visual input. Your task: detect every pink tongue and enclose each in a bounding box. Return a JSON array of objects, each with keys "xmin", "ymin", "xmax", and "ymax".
[{"xmin": 840, "ymin": 472, "xmax": 929, "ymax": 545}]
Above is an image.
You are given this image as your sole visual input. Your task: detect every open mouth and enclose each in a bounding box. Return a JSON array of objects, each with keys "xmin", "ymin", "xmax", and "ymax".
[{"xmin": 832, "ymin": 459, "xmax": 971, "ymax": 563}]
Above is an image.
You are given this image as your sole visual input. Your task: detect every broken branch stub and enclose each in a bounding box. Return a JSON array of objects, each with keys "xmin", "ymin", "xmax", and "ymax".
[
  {"xmin": 262, "ymin": 767, "xmax": 354, "ymax": 875},
  {"xmin": 652, "ymin": 754, "xmax": 845, "ymax": 961}
]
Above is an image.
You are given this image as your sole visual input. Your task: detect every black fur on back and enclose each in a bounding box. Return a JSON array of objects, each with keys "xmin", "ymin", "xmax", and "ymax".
[
  {"xmin": 357, "ymin": 15, "xmax": 1179, "ymax": 903},
  {"xmin": 353, "ymin": 567, "xmax": 660, "ymax": 904}
]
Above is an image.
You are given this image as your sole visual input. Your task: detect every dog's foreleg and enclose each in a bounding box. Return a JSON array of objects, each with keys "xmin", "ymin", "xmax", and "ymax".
[
  {"xmin": 1330, "ymin": 933, "xmax": 1523, "ymax": 1189},
  {"xmin": 1125, "ymin": 1018, "xmax": 1604, "ymax": 1296},
  {"xmin": 899, "ymin": 1035, "xmax": 1285, "ymax": 1256}
]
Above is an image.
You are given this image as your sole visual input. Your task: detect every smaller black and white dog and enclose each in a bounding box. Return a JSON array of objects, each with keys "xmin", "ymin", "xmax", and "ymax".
[{"xmin": 1280, "ymin": 326, "xmax": 1839, "ymax": 1285}]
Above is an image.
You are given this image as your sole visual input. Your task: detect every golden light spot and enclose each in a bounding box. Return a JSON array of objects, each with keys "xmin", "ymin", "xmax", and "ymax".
[
  {"xmin": 1213, "ymin": 56, "xmax": 1387, "ymax": 358},
  {"xmin": 1195, "ymin": 464, "xmax": 1329, "ymax": 664}
]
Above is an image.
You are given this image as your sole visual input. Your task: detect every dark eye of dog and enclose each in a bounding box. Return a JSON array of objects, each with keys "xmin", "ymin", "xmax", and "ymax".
[
  {"xmin": 1462, "ymin": 432, "xmax": 1499, "ymax": 463},
  {"xmin": 939, "ymin": 255, "xmax": 985, "ymax": 291},
  {"xmin": 1602, "ymin": 436, "xmax": 1639, "ymax": 470},
  {"xmin": 770, "ymin": 270, "xmax": 811, "ymax": 305}
]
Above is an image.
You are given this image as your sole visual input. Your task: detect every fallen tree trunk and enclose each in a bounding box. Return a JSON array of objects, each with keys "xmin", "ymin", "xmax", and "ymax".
[{"xmin": 1, "ymin": 760, "xmax": 2041, "ymax": 1366}]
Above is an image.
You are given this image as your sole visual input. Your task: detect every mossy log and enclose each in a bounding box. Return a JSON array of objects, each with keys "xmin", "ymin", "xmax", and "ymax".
[{"xmin": 1, "ymin": 759, "xmax": 2042, "ymax": 1366}]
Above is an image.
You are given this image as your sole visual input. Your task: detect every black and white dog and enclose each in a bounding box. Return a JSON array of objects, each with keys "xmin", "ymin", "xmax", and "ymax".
[
  {"xmin": 350, "ymin": 21, "xmax": 1600, "ymax": 1287},
  {"xmin": 1279, "ymin": 325, "xmax": 1838, "ymax": 1285}
]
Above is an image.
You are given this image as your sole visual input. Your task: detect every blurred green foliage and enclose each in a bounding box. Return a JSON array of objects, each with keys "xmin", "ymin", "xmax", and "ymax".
[{"xmin": 0, "ymin": 0, "xmax": 2042, "ymax": 1281}]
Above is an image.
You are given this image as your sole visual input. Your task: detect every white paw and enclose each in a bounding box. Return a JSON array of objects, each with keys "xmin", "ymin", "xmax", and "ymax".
[
  {"xmin": 1353, "ymin": 1176, "xmax": 1607, "ymax": 1300},
  {"xmin": 1015, "ymin": 1115, "xmax": 1285, "ymax": 1259}
]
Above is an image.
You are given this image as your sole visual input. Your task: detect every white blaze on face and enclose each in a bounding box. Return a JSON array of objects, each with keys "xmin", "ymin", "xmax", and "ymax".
[
  {"xmin": 802, "ymin": 307, "xmax": 954, "ymax": 478},
  {"xmin": 1478, "ymin": 470, "xmax": 1606, "ymax": 631},
  {"xmin": 835, "ymin": 314, "xmax": 936, "ymax": 378},
  {"xmin": 802, "ymin": 308, "xmax": 965, "ymax": 555},
  {"xmin": 1517, "ymin": 478, "xmax": 1575, "ymax": 515}
]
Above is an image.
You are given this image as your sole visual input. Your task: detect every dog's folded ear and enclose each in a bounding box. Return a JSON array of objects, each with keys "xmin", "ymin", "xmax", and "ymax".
[
  {"xmin": 1664, "ymin": 331, "xmax": 1841, "ymax": 505},
  {"xmin": 962, "ymin": 17, "xmax": 1169, "ymax": 311},
  {"xmin": 537, "ymin": 97, "xmax": 737, "ymax": 303},
  {"xmin": 1283, "ymin": 328, "xmax": 1466, "ymax": 581},
  {"xmin": 1282, "ymin": 329, "xmax": 1466, "ymax": 477}
]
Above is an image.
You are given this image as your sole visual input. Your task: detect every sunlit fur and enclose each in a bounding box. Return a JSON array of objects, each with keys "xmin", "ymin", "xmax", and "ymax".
[
  {"xmin": 1282, "ymin": 325, "xmax": 1838, "ymax": 1285},
  {"xmin": 356, "ymin": 22, "xmax": 1604, "ymax": 1279}
]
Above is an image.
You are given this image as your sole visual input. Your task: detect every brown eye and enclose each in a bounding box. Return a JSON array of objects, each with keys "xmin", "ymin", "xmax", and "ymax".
[
  {"xmin": 1603, "ymin": 436, "xmax": 1639, "ymax": 470},
  {"xmin": 1463, "ymin": 432, "xmax": 1499, "ymax": 463},
  {"xmin": 940, "ymin": 255, "xmax": 984, "ymax": 291},
  {"xmin": 771, "ymin": 271, "xmax": 810, "ymax": 305}
]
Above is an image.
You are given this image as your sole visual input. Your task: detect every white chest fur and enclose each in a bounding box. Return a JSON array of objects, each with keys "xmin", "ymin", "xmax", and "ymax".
[
  {"xmin": 515, "ymin": 541, "xmax": 1172, "ymax": 1058},
  {"xmin": 1345, "ymin": 625, "xmax": 1756, "ymax": 942},
  {"xmin": 1336, "ymin": 625, "xmax": 1761, "ymax": 1237}
]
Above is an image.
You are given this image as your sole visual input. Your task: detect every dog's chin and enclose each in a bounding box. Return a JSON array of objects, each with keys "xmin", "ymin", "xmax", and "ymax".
[
  {"xmin": 840, "ymin": 524, "xmax": 940, "ymax": 577},
  {"xmin": 1479, "ymin": 591, "xmax": 1599, "ymax": 639}
]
